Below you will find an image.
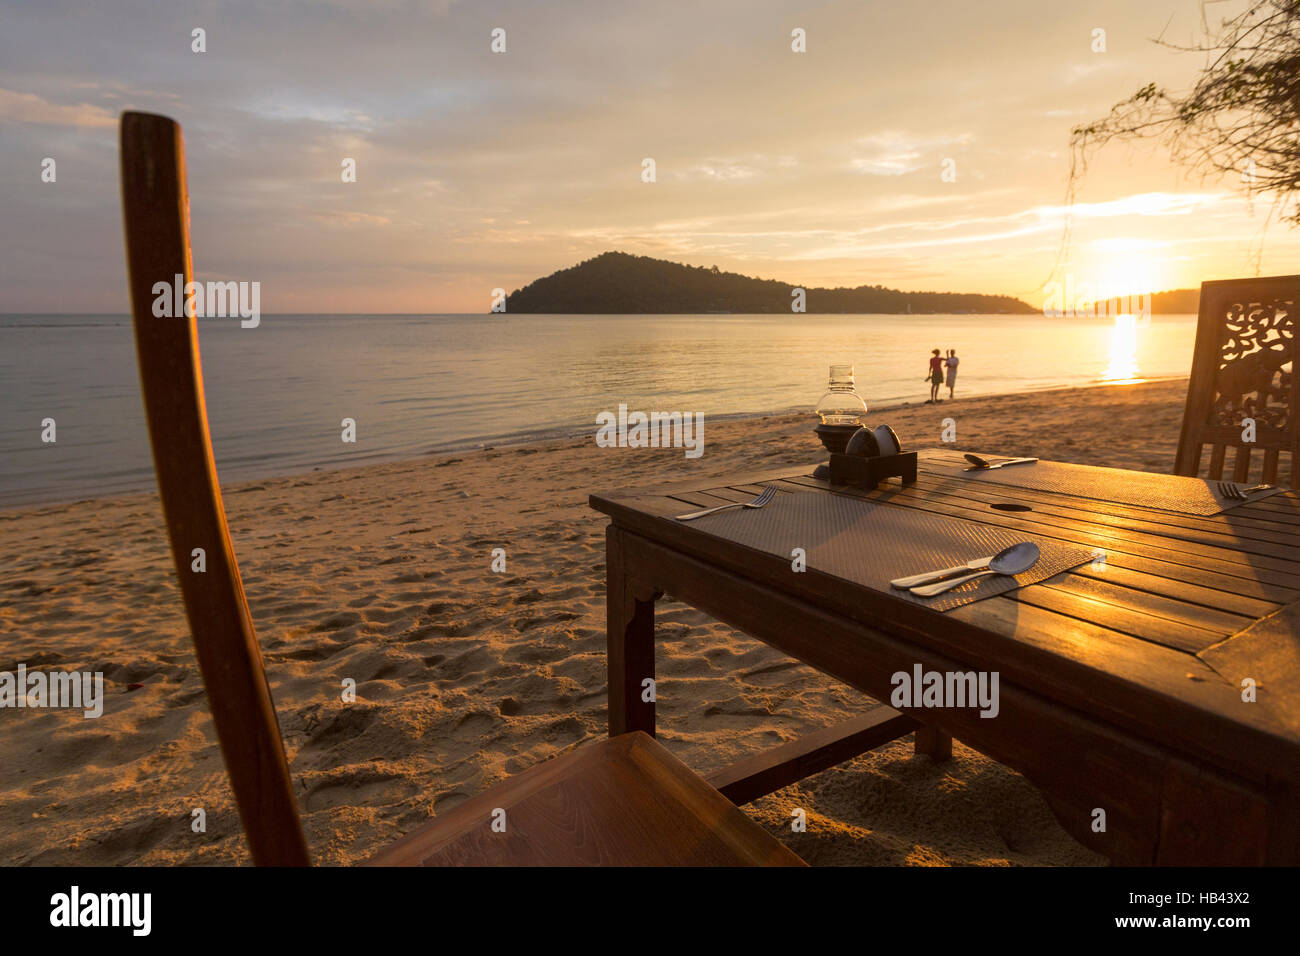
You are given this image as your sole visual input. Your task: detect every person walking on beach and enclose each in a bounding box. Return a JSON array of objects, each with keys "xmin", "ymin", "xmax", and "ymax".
[
  {"xmin": 926, "ymin": 348, "xmax": 943, "ymax": 403},
  {"xmin": 945, "ymin": 349, "xmax": 960, "ymax": 400}
]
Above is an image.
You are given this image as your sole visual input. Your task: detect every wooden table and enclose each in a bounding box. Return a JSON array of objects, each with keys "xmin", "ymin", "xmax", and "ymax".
[{"xmin": 590, "ymin": 448, "xmax": 1300, "ymax": 865}]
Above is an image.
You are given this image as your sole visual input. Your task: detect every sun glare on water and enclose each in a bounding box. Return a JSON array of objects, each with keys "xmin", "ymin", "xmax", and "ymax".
[{"xmin": 1101, "ymin": 313, "xmax": 1143, "ymax": 383}]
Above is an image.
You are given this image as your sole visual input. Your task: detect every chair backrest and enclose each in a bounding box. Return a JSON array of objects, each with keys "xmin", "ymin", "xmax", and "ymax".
[
  {"xmin": 120, "ymin": 111, "xmax": 311, "ymax": 865},
  {"xmin": 1175, "ymin": 275, "xmax": 1298, "ymax": 487}
]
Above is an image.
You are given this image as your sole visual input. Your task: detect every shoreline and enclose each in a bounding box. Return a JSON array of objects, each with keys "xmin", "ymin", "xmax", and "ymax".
[{"xmin": 1, "ymin": 376, "xmax": 1189, "ymax": 516}]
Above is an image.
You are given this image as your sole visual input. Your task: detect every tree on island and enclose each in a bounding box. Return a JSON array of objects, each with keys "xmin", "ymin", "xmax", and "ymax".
[{"xmin": 1071, "ymin": 0, "xmax": 1300, "ymax": 229}]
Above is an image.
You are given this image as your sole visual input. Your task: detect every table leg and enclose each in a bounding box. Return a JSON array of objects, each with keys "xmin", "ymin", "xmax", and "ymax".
[
  {"xmin": 1154, "ymin": 757, "xmax": 1270, "ymax": 864},
  {"xmin": 914, "ymin": 724, "xmax": 952, "ymax": 762},
  {"xmin": 1266, "ymin": 779, "xmax": 1300, "ymax": 864},
  {"xmin": 606, "ymin": 526, "xmax": 657, "ymax": 737}
]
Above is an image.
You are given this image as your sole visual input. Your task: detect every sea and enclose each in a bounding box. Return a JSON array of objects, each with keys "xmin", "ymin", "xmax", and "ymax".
[{"xmin": 0, "ymin": 312, "xmax": 1197, "ymax": 508}]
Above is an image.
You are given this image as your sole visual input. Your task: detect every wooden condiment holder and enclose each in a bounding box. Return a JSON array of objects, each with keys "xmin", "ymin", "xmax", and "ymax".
[{"xmin": 828, "ymin": 451, "xmax": 918, "ymax": 490}]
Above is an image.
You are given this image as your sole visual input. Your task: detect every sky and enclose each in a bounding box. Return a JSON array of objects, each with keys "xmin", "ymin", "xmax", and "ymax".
[{"xmin": 2, "ymin": 0, "xmax": 1297, "ymax": 313}]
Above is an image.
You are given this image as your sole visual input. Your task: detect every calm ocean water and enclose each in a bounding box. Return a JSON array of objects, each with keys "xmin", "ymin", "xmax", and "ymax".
[{"xmin": 0, "ymin": 313, "xmax": 1197, "ymax": 508}]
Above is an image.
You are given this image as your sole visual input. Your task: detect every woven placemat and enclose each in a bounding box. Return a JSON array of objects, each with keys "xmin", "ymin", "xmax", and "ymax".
[
  {"xmin": 925, "ymin": 456, "xmax": 1285, "ymax": 516},
  {"xmin": 683, "ymin": 488, "xmax": 1094, "ymax": 612}
]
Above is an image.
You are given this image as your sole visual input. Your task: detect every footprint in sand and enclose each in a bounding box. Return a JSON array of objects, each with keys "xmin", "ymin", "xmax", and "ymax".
[
  {"xmin": 303, "ymin": 769, "xmax": 418, "ymax": 813},
  {"xmin": 312, "ymin": 611, "xmax": 363, "ymax": 632},
  {"xmin": 511, "ymin": 610, "xmax": 582, "ymax": 630},
  {"xmin": 275, "ymin": 642, "xmax": 342, "ymax": 663},
  {"xmin": 513, "ymin": 583, "xmax": 588, "ymax": 604},
  {"xmin": 301, "ymin": 706, "xmax": 379, "ymax": 748}
]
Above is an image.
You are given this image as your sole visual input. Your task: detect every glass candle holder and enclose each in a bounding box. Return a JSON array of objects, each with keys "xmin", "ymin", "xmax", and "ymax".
[{"xmin": 815, "ymin": 365, "xmax": 868, "ymax": 426}]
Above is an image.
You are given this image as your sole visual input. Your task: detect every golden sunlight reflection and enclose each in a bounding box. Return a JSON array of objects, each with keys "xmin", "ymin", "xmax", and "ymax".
[{"xmin": 1101, "ymin": 313, "xmax": 1142, "ymax": 383}]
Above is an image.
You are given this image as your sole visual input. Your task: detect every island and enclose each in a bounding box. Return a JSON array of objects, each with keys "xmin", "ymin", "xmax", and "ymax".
[
  {"xmin": 503, "ymin": 252, "xmax": 1038, "ymax": 314},
  {"xmin": 501, "ymin": 252, "xmax": 1203, "ymax": 316}
]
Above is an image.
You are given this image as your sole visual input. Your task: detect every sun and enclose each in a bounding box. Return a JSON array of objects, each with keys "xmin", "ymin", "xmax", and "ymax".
[{"xmin": 1086, "ymin": 241, "xmax": 1171, "ymax": 301}]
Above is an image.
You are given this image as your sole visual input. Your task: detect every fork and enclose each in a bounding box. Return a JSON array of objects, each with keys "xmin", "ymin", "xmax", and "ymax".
[
  {"xmin": 675, "ymin": 486, "xmax": 776, "ymax": 520},
  {"xmin": 1217, "ymin": 480, "xmax": 1273, "ymax": 501}
]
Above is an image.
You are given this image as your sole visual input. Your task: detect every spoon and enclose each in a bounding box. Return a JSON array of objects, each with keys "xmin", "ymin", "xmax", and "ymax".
[
  {"xmin": 909, "ymin": 542, "xmax": 1040, "ymax": 597},
  {"xmin": 964, "ymin": 453, "xmax": 1039, "ymax": 470}
]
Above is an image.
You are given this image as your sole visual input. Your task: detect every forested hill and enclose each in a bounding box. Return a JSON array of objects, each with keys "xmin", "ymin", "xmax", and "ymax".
[
  {"xmin": 1151, "ymin": 288, "xmax": 1200, "ymax": 314},
  {"xmin": 503, "ymin": 252, "xmax": 1038, "ymax": 314}
]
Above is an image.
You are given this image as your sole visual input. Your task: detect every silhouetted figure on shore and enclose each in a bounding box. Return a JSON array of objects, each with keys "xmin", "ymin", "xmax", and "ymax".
[{"xmin": 926, "ymin": 349, "xmax": 943, "ymax": 403}]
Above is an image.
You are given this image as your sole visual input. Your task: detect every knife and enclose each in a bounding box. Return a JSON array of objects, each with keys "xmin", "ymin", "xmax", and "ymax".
[
  {"xmin": 891, "ymin": 556, "xmax": 993, "ymax": 589},
  {"xmin": 964, "ymin": 457, "xmax": 1038, "ymax": 471}
]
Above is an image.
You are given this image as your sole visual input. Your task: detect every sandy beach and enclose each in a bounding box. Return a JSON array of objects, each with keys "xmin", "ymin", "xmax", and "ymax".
[{"xmin": 0, "ymin": 379, "xmax": 1192, "ymax": 866}]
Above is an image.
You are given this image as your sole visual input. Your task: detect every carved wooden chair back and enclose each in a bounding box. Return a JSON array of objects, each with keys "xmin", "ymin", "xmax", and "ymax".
[{"xmin": 1175, "ymin": 276, "xmax": 1298, "ymax": 487}]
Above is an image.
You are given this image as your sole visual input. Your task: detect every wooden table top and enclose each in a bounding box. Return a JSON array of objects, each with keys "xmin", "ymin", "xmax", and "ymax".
[{"xmin": 590, "ymin": 448, "xmax": 1300, "ymax": 788}]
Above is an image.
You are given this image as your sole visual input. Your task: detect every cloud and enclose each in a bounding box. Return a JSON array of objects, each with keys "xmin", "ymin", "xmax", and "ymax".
[
  {"xmin": 307, "ymin": 210, "xmax": 393, "ymax": 226},
  {"xmin": 847, "ymin": 131, "xmax": 974, "ymax": 176},
  {"xmin": 1031, "ymin": 191, "xmax": 1230, "ymax": 222},
  {"xmin": 2, "ymin": 0, "xmax": 1297, "ymax": 311},
  {"xmin": 673, "ymin": 162, "xmax": 753, "ymax": 182},
  {"xmin": 0, "ymin": 89, "xmax": 116, "ymax": 127}
]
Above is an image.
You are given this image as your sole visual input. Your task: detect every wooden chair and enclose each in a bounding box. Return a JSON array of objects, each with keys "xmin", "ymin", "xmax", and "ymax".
[
  {"xmin": 1175, "ymin": 275, "xmax": 1298, "ymax": 487},
  {"xmin": 120, "ymin": 111, "xmax": 803, "ymax": 867}
]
